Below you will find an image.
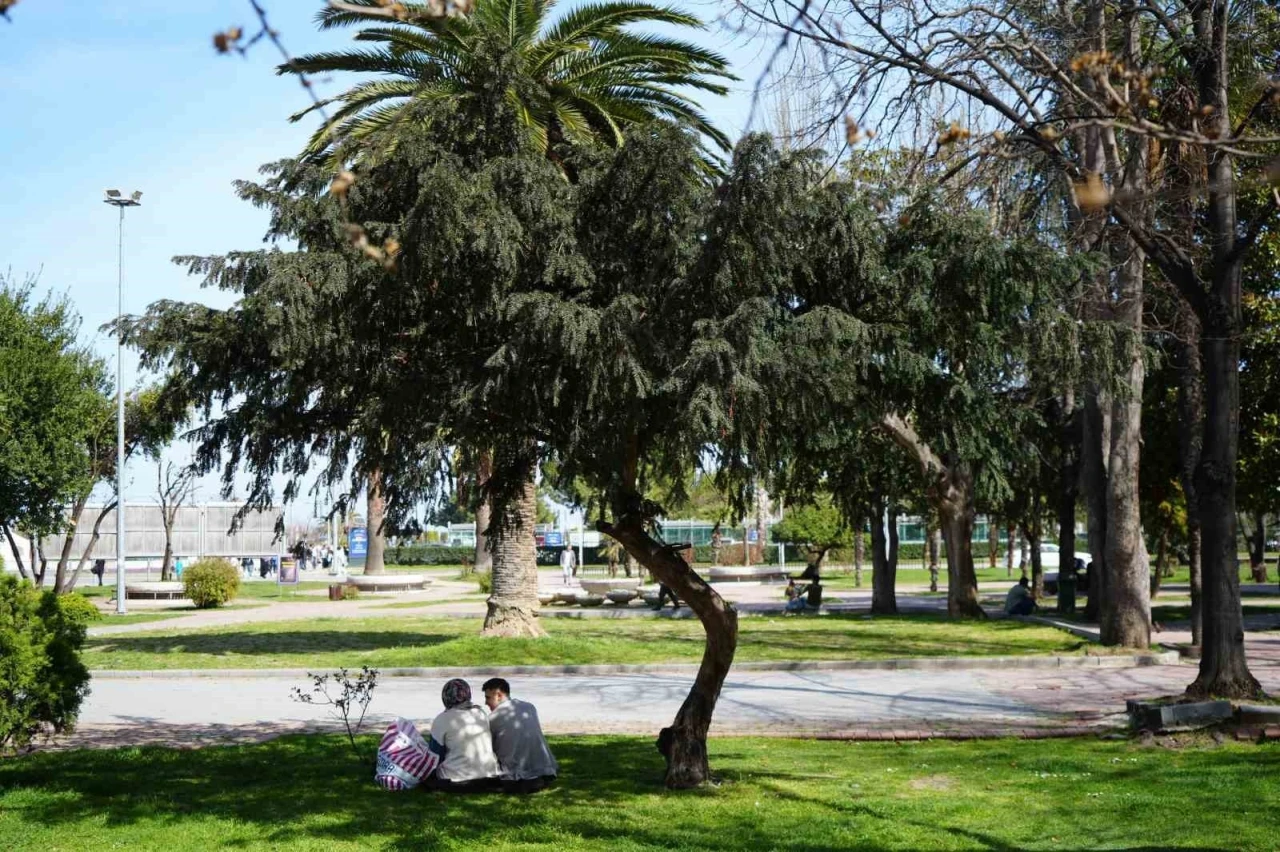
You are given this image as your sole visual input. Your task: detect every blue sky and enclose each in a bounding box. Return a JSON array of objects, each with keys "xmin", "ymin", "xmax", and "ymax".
[{"xmin": 1, "ymin": 0, "xmax": 779, "ymax": 519}]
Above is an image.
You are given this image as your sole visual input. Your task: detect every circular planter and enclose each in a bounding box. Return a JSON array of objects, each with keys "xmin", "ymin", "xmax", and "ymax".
[
  {"xmin": 706, "ymin": 565, "xmax": 789, "ymax": 583},
  {"xmin": 125, "ymin": 582, "xmax": 186, "ymax": 601},
  {"xmin": 346, "ymin": 573, "xmax": 431, "ymax": 593},
  {"xmin": 579, "ymin": 578, "xmax": 642, "ymax": 596},
  {"xmin": 606, "ymin": 590, "xmax": 637, "ymax": 605},
  {"xmin": 578, "ymin": 593, "xmax": 606, "ymax": 607}
]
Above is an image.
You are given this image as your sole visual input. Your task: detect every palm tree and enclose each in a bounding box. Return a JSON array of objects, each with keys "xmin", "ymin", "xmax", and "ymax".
[{"xmin": 284, "ymin": 0, "xmax": 733, "ymax": 165}]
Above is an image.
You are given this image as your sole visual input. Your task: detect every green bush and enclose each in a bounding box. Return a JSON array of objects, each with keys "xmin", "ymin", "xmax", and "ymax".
[
  {"xmin": 0, "ymin": 575, "xmax": 91, "ymax": 753},
  {"xmin": 56, "ymin": 593, "xmax": 102, "ymax": 626},
  {"xmin": 341, "ymin": 585, "xmax": 360, "ymax": 601},
  {"xmin": 182, "ymin": 558, "xmax": 241, "ymax": 609},
  {"xmin": 476, "ymin": 570, "xmax": 492, "ymax": 595},
  {"xmin": 385, "ymin": 545, "xmax": 474, "ymax": 566}
]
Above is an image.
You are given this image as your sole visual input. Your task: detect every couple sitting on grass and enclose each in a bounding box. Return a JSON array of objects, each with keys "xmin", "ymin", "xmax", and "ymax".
[{"xmin": 376, "ymin": 677, "xmax": 558, "ymax": 795}]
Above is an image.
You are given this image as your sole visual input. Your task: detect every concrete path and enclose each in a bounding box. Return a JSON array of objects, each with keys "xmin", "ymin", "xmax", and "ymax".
[{"xmin": 60, "ymin": 651, "xmax": 1280, "ymax": 750}]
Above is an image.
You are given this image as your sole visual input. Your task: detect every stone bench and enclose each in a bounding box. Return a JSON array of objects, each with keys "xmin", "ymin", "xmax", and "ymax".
[
  {"xmin": 125, "ymin": 582, "xmax": 187, "ymax": 600},
  {"xmin": 705, "ymin": 565, "xmax": 790, "ymax": 584},
  {"xmin": 345, "ymin": 573, "xmax": 431, "ymax": 593}
]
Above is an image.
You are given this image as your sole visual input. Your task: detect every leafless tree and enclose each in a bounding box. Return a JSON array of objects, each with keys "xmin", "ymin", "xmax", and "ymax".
[{"xmin": 157, "ymin": 460, "xmax": 197, "ymax": 581}]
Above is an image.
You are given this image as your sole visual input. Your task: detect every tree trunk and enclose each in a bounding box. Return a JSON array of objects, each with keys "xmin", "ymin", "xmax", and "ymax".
[
  {"xmin": 1190, "ymin": 304, "xmax": 1261, "ymax": 696},
  {"xmin": 53, "ymin": 494, "xmax": 89, "ymax": 593},
  {"xmin": 1018, "ymin": 531, "xmax": 1028, "ymax": 576},
  {"xmin": 880, "ymin": 414, "xmax": 982, "ymax": 616},
  {"xmin": 853, "ymin": 519, "xmax": 864, "ymax": 588},
  {"xmin": 1082, "ymin": 389, "xmax": 1109, "ymax": 622},
  {"xmin": 474, "ymin": 451, "xmax": 494, "ymax": 575},
  {"xmin": 926, "ymin": 516, "xmax": 941, "ymax": 593},
  {"xmin": 482, "ymin": 474, "xmax": 545, "ymax": 638},
  {"xmin": 160, "ymin": 509, "xmax": 177, "ymax": 582},
  {"xmin": 1176, "ymin": 306, "xmax": 1205, "ymax": 648},
  {"xmin": 1057, "ymin": 391, "xmax": 1079, "ymax": 599},
  {"xmin": 66, "ymin": 502, "xmax": 114, "ymax": 593},
  {"xmin": 3, "ymin": 524, "xmax": 29, "ymax": 580},
  {"xmin": 1151, "ymin": 524, "xmax": 1169, "ymax": 599},
  {"xmin": 1100, "ymin": 241, "xmax": 1151, "ymax": 649},
  {"xmin": 1004, "ymin": 524, "xmax": 1014, "ymax": 577},
  {"xmin": 1028, "ymin": 523, "xmax": 1044, "ymax": 602},
  {"xmin": 1246, "ymin": 511, "xmax": 1267, "ymax": 583},
  {"xmin": 987, "ymin": 521, "xmax": 998, "ymax": 570},
  {"xmin": 601, "ymin": 508, "xmax": 737, "ymax": 788},
  {"xmin": 365, "ymin": 469, "xmax": 386, "ymax": 575},
  {"xmin": 870, "ymin": 495, "xmax": 898, "ymax": 615},
  {"xmin": 937, "ymin": 463, "xmax": 983, "ymax": 618}
]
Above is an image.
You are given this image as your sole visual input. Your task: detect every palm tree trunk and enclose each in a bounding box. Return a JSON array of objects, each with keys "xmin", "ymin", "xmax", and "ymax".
[
  {"xmin": 366, "ymin": 470, "xmax": 386, "ymax": 575},
  {"xmin": 482, "ymin": 474, "xmax": 545, "ymax": 637}
]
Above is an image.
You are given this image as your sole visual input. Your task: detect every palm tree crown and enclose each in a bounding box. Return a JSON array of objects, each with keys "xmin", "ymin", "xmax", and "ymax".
[{"xmin": 285, "ymin": 0, "xmax": 734, "ymax": 163}]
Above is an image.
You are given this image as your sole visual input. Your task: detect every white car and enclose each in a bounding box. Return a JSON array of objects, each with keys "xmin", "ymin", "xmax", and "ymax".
[{"xmin": 1038, "ymin": 542, "xmax": 1060, "ymax": 569}]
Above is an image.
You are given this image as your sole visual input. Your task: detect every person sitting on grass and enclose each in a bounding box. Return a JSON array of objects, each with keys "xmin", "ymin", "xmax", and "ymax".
[
  {"xmin": 424, "ymin": 678, "xmax": 500, "ymax": 793},
  {"xmin": 483, "ymin": 677, "xmax": 558, "ymax": 794},
  {"xmin": 1005, "ymin": 575, "xmax": 1036, "ymax": 616}
]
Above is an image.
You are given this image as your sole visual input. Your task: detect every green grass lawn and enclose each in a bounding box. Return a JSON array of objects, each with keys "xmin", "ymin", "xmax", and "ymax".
[
  {"xmin": 81, "ymin": 613, "xmax": 1118, "ymax": 670},
  {"xmin": 365, "ymin": 595, "xmax": 489, "ymax": 609},
  {"xmin": 1, "ymin": 734, "xmax": 1275, "ymax": 851},
  {"xmin": 91, "ymin": 611, "xmax": 192, "ymax": 626},
  {"xmin": 74, "ymin": 580, "xmax": 337, "ymax": 601},
  {"xmin": 1150, "ymin": 602, "xmax": 1280, "ymax": 623}
]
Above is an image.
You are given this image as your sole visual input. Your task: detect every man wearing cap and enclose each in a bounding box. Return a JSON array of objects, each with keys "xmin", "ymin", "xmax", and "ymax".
[
  {"xmin": 425, "ymin": 678, "xmax": 500, "ymax": 792},
  {"xmin": 482, "ymin": 677, "xmax": 559, "ymax": 794}
]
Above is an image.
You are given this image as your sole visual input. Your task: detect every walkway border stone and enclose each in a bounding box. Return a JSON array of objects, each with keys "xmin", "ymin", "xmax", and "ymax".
[{"xmin": 90, "ymin": 649, "xmax": 1180, "ymax": 680}]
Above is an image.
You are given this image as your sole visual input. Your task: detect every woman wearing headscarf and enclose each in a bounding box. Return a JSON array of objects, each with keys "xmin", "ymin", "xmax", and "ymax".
[{"xmin": 425, "ymin": 678, "xmax": 500, "ymax": 791}]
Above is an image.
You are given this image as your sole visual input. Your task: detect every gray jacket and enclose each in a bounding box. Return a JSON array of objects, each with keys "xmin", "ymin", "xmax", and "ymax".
[{"xmin": 488, "ymin": 697, "xmax": 558, "ymax": 781}]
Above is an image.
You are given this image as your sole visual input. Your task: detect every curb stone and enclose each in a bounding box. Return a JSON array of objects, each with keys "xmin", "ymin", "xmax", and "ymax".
[{"xmin": 89, "ymin": 650, "xmax": 1181, "ymax": 680}]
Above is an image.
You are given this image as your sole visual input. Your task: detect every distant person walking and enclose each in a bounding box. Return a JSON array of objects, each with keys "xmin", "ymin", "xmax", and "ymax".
[
  {"xmin": 174, "ymin": 556, "xmax": 184, "ymax": 580},
  {"xmin": 559, "ymin": 546, "xmax": 576, "ymax": 585}
]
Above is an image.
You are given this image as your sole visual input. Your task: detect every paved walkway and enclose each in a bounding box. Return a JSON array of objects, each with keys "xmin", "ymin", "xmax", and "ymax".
[{"xmin": 60, "ymin": 654, "xmax": 1280, "ymax": 750}]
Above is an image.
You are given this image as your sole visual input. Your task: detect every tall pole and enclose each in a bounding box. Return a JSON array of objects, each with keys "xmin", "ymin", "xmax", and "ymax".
[
  {"xmin": 105, "ymin": 190, "xmax": 140, "ymax": 611},
  {"xmin": 115, "ymin": 205, "xmax": 127, "ymax": 614}
]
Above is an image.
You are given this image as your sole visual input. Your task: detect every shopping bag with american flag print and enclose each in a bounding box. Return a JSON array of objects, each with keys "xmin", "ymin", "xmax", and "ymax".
[{"xmin": 374, "ymin": 718, "xmax": 446, "ymax": 790}]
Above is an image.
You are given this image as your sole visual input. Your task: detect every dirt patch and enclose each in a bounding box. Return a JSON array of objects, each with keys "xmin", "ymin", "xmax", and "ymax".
[{"xmin": 909, "ymin": 774, "xmax": 954, "ymax": 791}]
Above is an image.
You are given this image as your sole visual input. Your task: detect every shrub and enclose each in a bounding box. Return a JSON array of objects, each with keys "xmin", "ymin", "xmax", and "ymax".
[
  {"xmin": 182, "ymin": 558, "xmax": 241, "ymax": 608},
  {"xmin": 476, "ymin": 570, "xmax": 492, "ymax": 595},
  {"xmin": 0, "ymin": 575, "xmax": 91, "ymax": 753},
  {"xmin": 385, "ymin": 545, "xmax": 474, "ymax": 566},
  {"xmin": 57, "ymin": 593, "xmax": 102, "ymax": 626},
  {"xmin": 341, "ymin": 584, "xmax": 360, "ymax": 601}
]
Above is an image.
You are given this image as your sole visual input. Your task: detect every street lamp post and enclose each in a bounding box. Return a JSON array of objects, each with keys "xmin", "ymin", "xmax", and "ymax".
[{"xmin": 104, "ymin": 189, "xmax": 141, "ymax": 614}]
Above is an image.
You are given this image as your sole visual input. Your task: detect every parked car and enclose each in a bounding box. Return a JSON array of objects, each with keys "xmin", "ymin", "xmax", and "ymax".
[{"xmin": 1043, "ymin": 557, "xmax": 1091, "ymax": 596}]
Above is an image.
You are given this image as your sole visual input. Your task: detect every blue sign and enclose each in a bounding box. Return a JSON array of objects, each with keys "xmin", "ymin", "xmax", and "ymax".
[
  {"xmin": 543, "ymin": 531, "xmax": 564, "ymax": 547},
  {"xmin": 349, "ymin": 527, "xmax": 368, "ymax": 558},
  {"xmin": 747, "ymin": 528, "xmax": 759, "ymax": 543}
]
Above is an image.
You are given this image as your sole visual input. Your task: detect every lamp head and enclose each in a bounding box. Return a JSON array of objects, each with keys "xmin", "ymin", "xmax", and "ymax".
[
  {"xmin": 105, "ymin": 189, "xmax": 121, "ymax": 198},
  {"xmin": 130, "ymin": 191, "xmax": 142, "ymax": 201}
]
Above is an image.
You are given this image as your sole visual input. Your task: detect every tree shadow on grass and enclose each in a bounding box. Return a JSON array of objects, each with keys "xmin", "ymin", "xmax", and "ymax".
[{"xmin": 2, "ymin": 735, "xmax": 1271, "ymax": 851}]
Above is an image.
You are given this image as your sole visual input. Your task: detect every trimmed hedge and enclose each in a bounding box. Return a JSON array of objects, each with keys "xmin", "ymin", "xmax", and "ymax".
[{"xmin": 385, "ymin": 545, "xmax": 474, "ymax": 566}]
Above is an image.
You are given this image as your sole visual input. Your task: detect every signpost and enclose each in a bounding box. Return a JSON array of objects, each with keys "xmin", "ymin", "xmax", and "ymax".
[
  {"xmin": 349, "ymin": 526, "xmax": 368, "ymax": 569},
  {"xmin": 278, "ymin": 558, "xmax": 300, "ymax": 593}
]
